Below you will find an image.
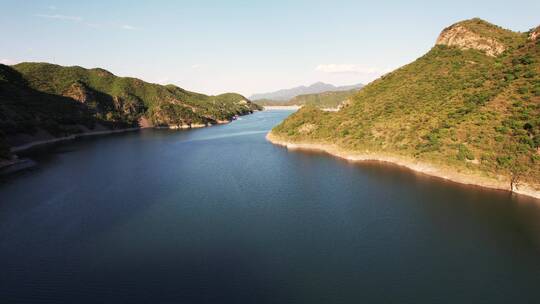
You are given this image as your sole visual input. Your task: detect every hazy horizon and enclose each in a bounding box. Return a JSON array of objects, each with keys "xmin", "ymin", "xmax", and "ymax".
[{"xmin": 2, "ymin": 0, "xmax": 539, "ymax": 96}]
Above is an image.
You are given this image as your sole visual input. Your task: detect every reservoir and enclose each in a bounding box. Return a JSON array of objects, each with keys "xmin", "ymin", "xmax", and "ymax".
[{"xmin": 1, "ymin": 110, "xmax": 540, "ymax": 303}]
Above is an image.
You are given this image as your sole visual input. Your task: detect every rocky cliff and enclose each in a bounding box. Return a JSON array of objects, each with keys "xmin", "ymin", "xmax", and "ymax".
[
  {"xmin": 435, "ymin": 18, "xmax": 523, "ymax": 56},
  {"xmin": 530, "ymin": 26, "xmax": 540, "ymax": 41}
]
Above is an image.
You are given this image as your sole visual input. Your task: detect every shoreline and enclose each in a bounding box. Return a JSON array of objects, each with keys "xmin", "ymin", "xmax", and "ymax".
[
  {"xmin": 10, "ymin": 127, "xmax": 141, "ymax": 154},
  {"xmin": 8, "ymin": 113, "xmax": 247, "ymax": 155},
  {"xmin": 1, "ymin": 127, "xmax": 141, "ymax": 172},
  {"xmin": 3, "ymin": 112, "xmax": 251, "ymax": 167},
  {"xmin": 263, "ymin": 106, "xmax": 338, "ymax": 112},
  {"xmin": 263, "ymin": 106, "xmax": 301, "ymax": 110},
  {"xmin": 0, "ymin": 158, "xmax": 36, "ymax": 174},
  {"xmin": 266, "ymin": 132, "xmax": 540, "ymax": 200}
]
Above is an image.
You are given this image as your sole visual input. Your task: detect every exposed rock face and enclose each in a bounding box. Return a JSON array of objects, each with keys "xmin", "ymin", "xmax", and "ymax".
[
  {"xmin": 298, "ymin": 123, "xmax": 316, "ymax": 135},
  {"xmin": 436, "ymin": 24, "xmax": 505, "ymax": 56},
  {"xmin": 112, "ymin": 95, "xmax": 145, "ymax": 117},
  {"xmin": 64, "ymin": 81, "xmax": 91, "ymax": 103},
  {"xmin": 339, "ymin": 98, "xmax": 353, "ymax": 109},
  {"xmin": 530, "ymin": 26, "xmax": 540, "ymax": 41},
  {"xmin": 138, "ymin": 116, "xmax": 153, "ymax": 128}
]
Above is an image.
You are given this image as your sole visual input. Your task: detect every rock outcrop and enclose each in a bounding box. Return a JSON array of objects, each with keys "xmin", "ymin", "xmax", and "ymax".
[
  {"xmin": 436, "ymin": 23, "xmax": 506, "ymax": 56},
  {"xmin": 530, "ymin": 26, "xmax": 540, "ymax": 41},
  {"xmin": 64, "ymin": 81, "xmax": 92, "ymax": 103}
]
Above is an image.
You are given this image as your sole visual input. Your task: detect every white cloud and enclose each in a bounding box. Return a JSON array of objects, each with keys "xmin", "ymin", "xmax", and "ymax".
[
  {"xmin": 121, "ymin": 24, "xmax": 136, "ymax": 30},
  {"xmin": 315, "ymin": 64, "xmax": 390, "ymax": 75},
  {"xmin": 155, "ymin": 77, "xmax": 171, "ymax": 85},
  {"xmin": 191, "ymin": 64, "xmax": 204, "ymax": 69},
  {"xmin": 35, "ymin": 14, "xmax": 82, "ymax": 22},
  {"xmin": 0, "ymin": 58, "xmax": 17, "ymax": 65},
  {"xmin": 48, "ymin": 5, "xmax": 57, "ymax": 10}
]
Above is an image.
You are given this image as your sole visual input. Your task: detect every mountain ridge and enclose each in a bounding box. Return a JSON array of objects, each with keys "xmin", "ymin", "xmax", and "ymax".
[
  {"xmin": 256, "ymin": 89, "xmax": 361, "ymax": 108},
  {"xmin": 250, "ymin": 82, "xmax": 363, "ymax": 101}
]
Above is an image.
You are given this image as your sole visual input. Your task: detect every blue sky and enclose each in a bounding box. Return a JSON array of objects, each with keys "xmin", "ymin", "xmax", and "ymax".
[{"xmin": 1, "ymin": 0, "xmax": 539, "ymax": 96}]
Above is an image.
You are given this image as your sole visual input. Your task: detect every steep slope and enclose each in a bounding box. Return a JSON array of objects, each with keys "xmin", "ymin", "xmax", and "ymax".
[
  {"xmin": 250, "ymin": 82, "xmax": 363, "ymax": 101},
  {"xmin": 0, "ymin": 63, "xmax": 260, "ymax": 160},
  {"xmin": 0, "ymin": 64, "xmax": 99, "ymax": 159},
  {"xmin": 12, "ymin": 62, "xmax": 260, "ymax": 126},
  {"xmin": 269, "ymin": 19, "xmax": 540, "ymax": 196}
]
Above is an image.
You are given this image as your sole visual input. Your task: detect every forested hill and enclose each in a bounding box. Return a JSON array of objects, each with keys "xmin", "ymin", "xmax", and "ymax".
[
  {"xmin": 250, "ymin": 82, "xmax": 363, "ymax": 101},
  {"xmin": 257, "ymin": 89, "xmax": 360, "ymax": 108},
  {"xmin": 0, "ymin": 62, "xmax": 261, "ymax": 159},
  {"xmin": 271, "ymin": 18, "xmax": 540, "ymax": 191}
]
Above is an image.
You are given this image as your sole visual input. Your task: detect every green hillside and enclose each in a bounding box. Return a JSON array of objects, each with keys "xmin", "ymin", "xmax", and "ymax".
[
  {"xmin": 253, "ymin": 98, "xmax": 286, "ymax": 106},
  {"xmin": 271, "ymin": 19, "xmax": 540, "ymax": 190},
  {"xmin": 0, "ymin": 62, "xmax": 260, "ymax": 159},
  {"xmin": 285, "ymin": 89, "xmax": 358, "ymax": 108},
  {"xmin": 255, "ymin": 89, "xmax": 360, "ymax": 108}
]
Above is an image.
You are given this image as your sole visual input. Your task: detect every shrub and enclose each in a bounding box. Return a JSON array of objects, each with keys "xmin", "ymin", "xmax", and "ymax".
[
  {"xmin": 495, "ymin": 125, "xmax": 509, "ymax": 133},
  {"xmin": 497, "ymin": 156, "xmax": 513, "ymax": 167},
  {"xmin": 533, "ymin": 86, "xmax": 540, "ymax": 96},
  {"xmin": 517, "ymin": 86, "xmax": 529, "ymax": 95},
  {"xmin": 457, "ymin": 144, "xmax": 475, "ymax": 160},
  {"xmin": 519, "ymin": 55, "xmax": 534, "ymax": 65},
  {"xmin": 504, "ymin": 74, "xmax": 516, "ymax": 81}
]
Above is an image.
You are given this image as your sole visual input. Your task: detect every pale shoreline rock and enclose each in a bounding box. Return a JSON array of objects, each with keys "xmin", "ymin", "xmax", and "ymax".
[{"xmin": 263, "ymin": 105, "xmax": 302, "ymax": 110}]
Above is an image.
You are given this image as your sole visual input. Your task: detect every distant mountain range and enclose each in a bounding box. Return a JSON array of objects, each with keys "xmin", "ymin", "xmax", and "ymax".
[
  {"xmin": 250, "ymin": 82, "xmax": 363, "ymax": 101},
  {"xmin": 255, "ymin": 89, "xmax": 360, "ymax": 108}
]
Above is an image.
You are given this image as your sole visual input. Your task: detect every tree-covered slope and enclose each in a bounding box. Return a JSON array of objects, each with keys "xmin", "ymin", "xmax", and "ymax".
[
  {"xmin": 285, "ymin": 89, "xmax": 359, "ymax": 108},
  {"xmin": 0, "ymin": 64, "xmax": 100, "ymax": 159},
  {"xmin": 271, "ymin": 19, "xmax": 540, "ymax": 190},
  {"xmin": 256, "ymin": 88, "xmax": 361, "ymax": 108},
  {"xmin": 11, "ymin": 62, "xmax": 260, "ymax": 125},
  {"xmin": 0, "ymin": 62, "xmax": 261, "ymax": 159},
  {"xmin": 251, "ymin": 82, "xmax": 363, "ymax": 104}
]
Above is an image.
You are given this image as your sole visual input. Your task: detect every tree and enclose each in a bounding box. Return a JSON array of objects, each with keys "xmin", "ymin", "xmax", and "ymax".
[{"xmin": 508, "ymin": 152, "xmax": 531, "ymax": 192}]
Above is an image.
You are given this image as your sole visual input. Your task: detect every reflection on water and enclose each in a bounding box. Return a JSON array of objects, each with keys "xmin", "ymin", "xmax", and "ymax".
[
  {"xmin": 181, "ymin": 130, "xmax": 268, "ymax": 143},
  {"xmin": 1, "ymin": 110, "xmax": 540, "ymax": 303}
]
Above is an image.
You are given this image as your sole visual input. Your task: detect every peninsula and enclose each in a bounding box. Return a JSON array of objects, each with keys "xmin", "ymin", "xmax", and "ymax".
[{"xmin": 268, "ymin": 19, "xmax": 540, "ymax": 199}]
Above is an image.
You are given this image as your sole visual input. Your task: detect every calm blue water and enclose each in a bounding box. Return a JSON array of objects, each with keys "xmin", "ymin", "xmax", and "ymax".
[{"xmin": 1, "ymin": 110, "xmax": 540, "ymax": 303}]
